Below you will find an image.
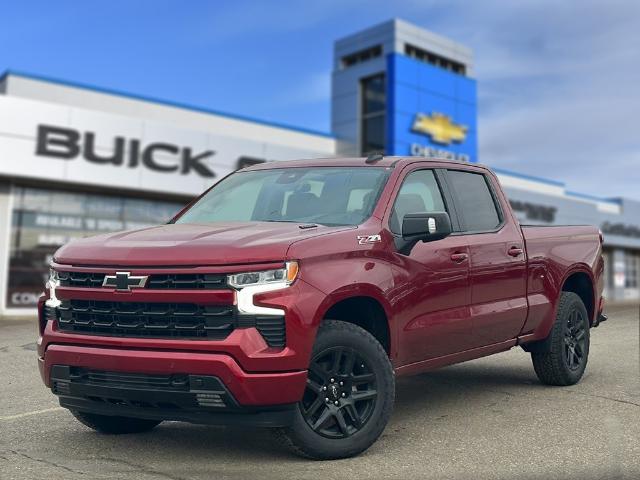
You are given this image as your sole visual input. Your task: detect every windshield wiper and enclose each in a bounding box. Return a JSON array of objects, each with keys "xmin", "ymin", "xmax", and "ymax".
[{"xmin": 261, "ymin": 219, "xmax": 300, "ymax": 223}]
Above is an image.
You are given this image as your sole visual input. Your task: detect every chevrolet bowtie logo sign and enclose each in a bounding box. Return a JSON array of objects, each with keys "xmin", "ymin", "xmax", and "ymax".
[
  {"xmin": 103, "ymin": 272, "xmax": 148, "ymax": 291},
  {"xmin": 411, "ymin": 112, "xmax": 468, "ymax": 145}
]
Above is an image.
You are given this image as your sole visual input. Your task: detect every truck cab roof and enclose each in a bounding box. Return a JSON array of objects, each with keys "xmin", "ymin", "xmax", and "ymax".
[{"xmin": 240, "ymin": 156, "xmax": 493, "ymax": 173}]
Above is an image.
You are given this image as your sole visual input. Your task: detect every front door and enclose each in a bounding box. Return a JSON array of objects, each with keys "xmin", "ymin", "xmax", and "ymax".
[{"xmin": 388, "ymin": 168, "xmax": 473, "ymax": 365}]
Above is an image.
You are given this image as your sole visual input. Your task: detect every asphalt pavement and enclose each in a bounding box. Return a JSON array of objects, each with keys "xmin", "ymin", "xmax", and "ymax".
[{"xmin": 1, "ymin": 305, "xmax": 638, "ymax": 480}]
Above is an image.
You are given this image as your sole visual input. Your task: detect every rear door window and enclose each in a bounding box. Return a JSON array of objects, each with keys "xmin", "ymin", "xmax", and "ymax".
[{"xmin": 447, "ymin": 170, "xmax": 501, "ymax": 232}]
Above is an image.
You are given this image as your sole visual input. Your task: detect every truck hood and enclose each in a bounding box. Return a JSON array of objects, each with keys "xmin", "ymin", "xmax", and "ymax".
[{"xmin": 54, "ymin": 222, "xmax": 352, "ymax": 267}]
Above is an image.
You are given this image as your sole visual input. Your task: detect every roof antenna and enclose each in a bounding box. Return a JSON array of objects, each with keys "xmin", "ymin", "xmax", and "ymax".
[{"xmin": 365, "ymin": 152, "xmax": 384, "ymax": 164}]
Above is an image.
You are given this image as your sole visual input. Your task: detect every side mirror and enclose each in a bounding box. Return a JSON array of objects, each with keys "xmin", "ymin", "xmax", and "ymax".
[
  {"xmin": 396, "ymin": 211, "xmax": 452, "ymax": 255},
  {"xmin": 402, "ymin": 212, "xmax": 452, "ymax": 242}
]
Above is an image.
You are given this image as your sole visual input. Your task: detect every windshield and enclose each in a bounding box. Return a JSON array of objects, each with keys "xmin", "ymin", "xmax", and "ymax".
[{"xmin": 175, "ymin": 167, "xmax": 390, "ymax": 227}]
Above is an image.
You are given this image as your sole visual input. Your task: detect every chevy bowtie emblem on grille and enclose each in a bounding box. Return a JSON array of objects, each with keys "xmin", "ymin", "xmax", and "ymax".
[{"xmin": 102, "ymin": 272, "xmax": 148, "ymax": 291}]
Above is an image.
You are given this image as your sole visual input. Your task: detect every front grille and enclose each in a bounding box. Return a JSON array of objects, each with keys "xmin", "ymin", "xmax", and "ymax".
[
  {"xmin": 58, "ymin": 271, "xmax": 106, "ymax": 288},
  {"xmin": 146, "ymin": 274, "xmax": 227, "ymax": 289},
  {"xmin": 50, "ymin": 365, "xmax": 237, "ymax": 411},
  {"xmin": 68, "ymin": 367, "xmax": 193, "ymax": 391},
  {"xmin": 57, "ymin": 299, "xmax": 235, "ymax": 339},
  {"xmin": 44, "ymin": 304, "xmax": 58, "ymax": 322},
  {"xmin": 52, "ymin": 380, "xmax": 71, "ymax": 395},
  {"xmin": 58, "ymin": 271, "xmax": 229, "ymax": 290},
  {"xmin": 53, "ymin": 300, "xmax": 286, "ymax": 346}
]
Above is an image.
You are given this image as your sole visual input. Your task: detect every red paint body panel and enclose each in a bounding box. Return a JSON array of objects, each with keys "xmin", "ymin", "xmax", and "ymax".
[
  {"xmin": 54, "ymin": 222, "xmax": 353, "ymax": 267},
  {"xmin": 465, "ymin": 171, "xmax": 529, "ymax": 348},
  {"xmin": 39, "ymin": 279, "xmax": 325, "ymax": 373},
  {"xmin": 38, "ymin": 344, "xmax": 307, "ymax": 406},
  {"xmin": 38, "ymin": 157, "xmax": 604, "ymax": 411},
  {"xmin": 391, "ymin": 235, "xmax": 472, "ymax": 363},
  {"xmin": 519, "ymin": 225, "xmax": 604, "ymax": 339}
]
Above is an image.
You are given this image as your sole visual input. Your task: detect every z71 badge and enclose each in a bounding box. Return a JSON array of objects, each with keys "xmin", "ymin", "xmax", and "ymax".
[{"xmin": 357, "ymin": 234, "xmax": 381, "ymax": 245}]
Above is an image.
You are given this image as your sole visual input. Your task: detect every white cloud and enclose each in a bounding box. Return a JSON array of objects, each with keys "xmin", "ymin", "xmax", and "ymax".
[{"xmin": 407, "ymin": 0, "xmax": 640, "ymax": 199}]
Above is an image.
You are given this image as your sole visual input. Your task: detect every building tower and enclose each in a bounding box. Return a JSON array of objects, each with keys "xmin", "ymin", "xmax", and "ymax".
[{"xmin": 331, "ymin": 18, "xmax": 477, "ymax": 162}]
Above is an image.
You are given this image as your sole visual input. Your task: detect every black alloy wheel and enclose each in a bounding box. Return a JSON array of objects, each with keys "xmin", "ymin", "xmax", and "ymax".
[
  {"xmin": 564, "ymin": 308, "xmax": 587, "ymax": 371},
  {"xmin": 301, "ymin": 346, "xmax": 378, "ymax": 439},
  {"xmin": 531, "ymin": 291, "xmax": 591, "ymax": 386},
  {"xmin": 272, "ymin": 320, "xmax": 395, "ymax": 460}
]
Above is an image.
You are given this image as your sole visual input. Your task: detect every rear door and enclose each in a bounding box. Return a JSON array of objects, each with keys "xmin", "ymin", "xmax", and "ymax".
[
  {"xmin": 444, "ymin": 169, "xmax": 528, "ymax": 347},
  {"xmin": 388, "ymin": 167, "xmax": 473, "ymax": 364}
]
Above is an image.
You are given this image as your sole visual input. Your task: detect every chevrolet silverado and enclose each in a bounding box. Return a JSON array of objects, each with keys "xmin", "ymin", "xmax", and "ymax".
[{"xmin": 38, "ymin": 156, "xmax": 607, "ymax": 459}]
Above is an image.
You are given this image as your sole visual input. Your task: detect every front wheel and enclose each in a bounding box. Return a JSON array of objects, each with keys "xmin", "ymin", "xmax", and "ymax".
[{"xmin": 273, "ymin": 320, "xmax": 395, "ymax": 459}]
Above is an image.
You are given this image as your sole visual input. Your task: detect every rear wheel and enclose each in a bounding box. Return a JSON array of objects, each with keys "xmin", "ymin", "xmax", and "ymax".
[
  {"xmin": 71, "ymin": 410, "xmax": 161, "ymax": 434},
  {"xmin": 273, "ymin": 320, "xmax": 394, "ymax": 459},
  {"xmin": 531, "ymin": 291, "xmax": 590, "ymax": 386}
]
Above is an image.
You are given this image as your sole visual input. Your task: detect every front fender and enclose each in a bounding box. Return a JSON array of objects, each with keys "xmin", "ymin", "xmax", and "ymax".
[{"xmin": 315, "ymin": 281, "xmax": 396, "ymax": 359}]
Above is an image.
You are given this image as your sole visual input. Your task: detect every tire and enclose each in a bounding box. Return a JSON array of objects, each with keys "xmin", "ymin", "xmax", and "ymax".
[
  {"xmin": 273, "ymin": 320, "xmax": 395, "ymax": 460},
  {"xmin": 71, "ymin": 410, "xmax": 161, "ymax": 434},
  {"xmin": 531, "ymin": 292, "xmax": 590, "ymax": 386}
]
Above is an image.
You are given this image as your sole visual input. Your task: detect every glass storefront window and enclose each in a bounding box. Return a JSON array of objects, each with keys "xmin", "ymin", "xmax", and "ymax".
[
  {"xmin": 624, "ymin": 252, "xmax": 639, "ymax": 289},
  {"xmin": 360, "ymin": 73, "xmax": 386, "ymax": 155},
  {"xmin": 6, "ymin": 186, "xmax": 185, "ymax": 309}
]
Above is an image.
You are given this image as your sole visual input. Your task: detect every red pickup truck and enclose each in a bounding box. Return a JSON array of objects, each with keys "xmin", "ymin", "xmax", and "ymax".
[{"xmin": 38, "ymin": 156, "xmax": 606, "ymax": 459}]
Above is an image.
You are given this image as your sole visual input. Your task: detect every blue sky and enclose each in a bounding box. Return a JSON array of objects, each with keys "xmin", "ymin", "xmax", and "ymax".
[{"xmin": 2, "ymin": 0, "xmax": 639, "ymax": 199}]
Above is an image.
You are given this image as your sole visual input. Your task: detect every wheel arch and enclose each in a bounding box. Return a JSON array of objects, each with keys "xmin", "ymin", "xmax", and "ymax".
[
  {"xmin": 522, "ymin": 265, "xmax": 595, "ymax": 353},
  {"xmin": 561, "ymin": 267, "xmax": 596, "ymax": 325},
  {"xmin": 316, "ymin": 287, "xmax": 394, "ymax": 359}
]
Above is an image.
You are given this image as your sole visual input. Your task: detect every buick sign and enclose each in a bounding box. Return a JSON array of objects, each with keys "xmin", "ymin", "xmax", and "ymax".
[{"xmin": 35, "ymin": 124, "xmax": 216, "ymax": 178}]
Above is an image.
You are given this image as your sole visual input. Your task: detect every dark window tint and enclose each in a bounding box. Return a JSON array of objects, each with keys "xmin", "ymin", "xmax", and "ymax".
[
  {"xmin": 362, "ymin": 74, "xmax": 385, "ymax": 114},
  {"xmin": 404, "ymin": 44, "xmax": 466, "ymax": 76},
  {"xmin": 362, "ymin": 115, "xmax": 385, "ymax": 153},
  {"xmin": 341, "ymin": 45, "xmax": 382, "ymax": 69},
  {"xmin": 448, "ymin": 171, "xmax": 500, "ymax": 231},
  {"xmin": 390, "ymin": 170, "xmax": 446, "ymax": 234},
  {"xmin": 360, "ymin": 73, "xmax": 386, "ymax": 155}
]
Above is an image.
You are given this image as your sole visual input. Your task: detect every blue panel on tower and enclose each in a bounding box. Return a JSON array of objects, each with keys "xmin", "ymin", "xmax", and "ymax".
[{"xmin": 386, "ymin": 53, "xmax": 477, "ymax": 162}]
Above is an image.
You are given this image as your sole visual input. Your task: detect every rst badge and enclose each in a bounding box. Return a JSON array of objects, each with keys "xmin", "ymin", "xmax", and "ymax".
[{"xmin": 357, "ymin": 234, "xmax": 381, "ymax": 245}]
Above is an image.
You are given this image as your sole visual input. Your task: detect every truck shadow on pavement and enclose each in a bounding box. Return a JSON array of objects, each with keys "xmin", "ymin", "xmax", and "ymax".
[
  {"xmin": 391, "ymin": 361, "xmax": 541, "ymax": 422},
  {"xmin": 45, "ymin": 360, "xmax": 543, "ymax": 464}
]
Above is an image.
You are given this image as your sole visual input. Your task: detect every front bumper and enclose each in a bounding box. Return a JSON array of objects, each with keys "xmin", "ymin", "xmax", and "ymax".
[
  {"xmin": 37, "ymin": 268, "xmax": 327, "ymax": 424},
  {"xmin": 49, "ymin": 365, "xmax": 296, "ymax": 427},
  {"xmin": 39, "ymin": 344, "xmax": 307, "ymax": 408},
  {"xmin": 38, "ymin": 276, "xmax": 326, "ymax": 373}
]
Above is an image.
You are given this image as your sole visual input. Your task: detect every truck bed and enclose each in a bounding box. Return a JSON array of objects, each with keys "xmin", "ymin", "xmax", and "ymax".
[{"xmin": 518, "ymin": 224, "xmax": 603, "ymax": 339}]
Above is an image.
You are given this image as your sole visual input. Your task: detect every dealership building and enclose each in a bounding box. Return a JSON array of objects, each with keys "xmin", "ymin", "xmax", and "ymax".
[{"xmin": 0, "ymin": 19, "xmax": 639, "ymax": 316}]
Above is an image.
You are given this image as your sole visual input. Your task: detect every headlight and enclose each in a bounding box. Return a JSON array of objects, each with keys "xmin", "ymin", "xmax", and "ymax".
[
  {"xmin": 47, "ymin": 268, "xmax": 60, "ymax": 288},
  {"xmin": 228, "ymin": 261, "xmax": 299, "ymax": 289},
  {"xmin": 46, "ymin": 268, "xmax": 61, "ymax": 307}
]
